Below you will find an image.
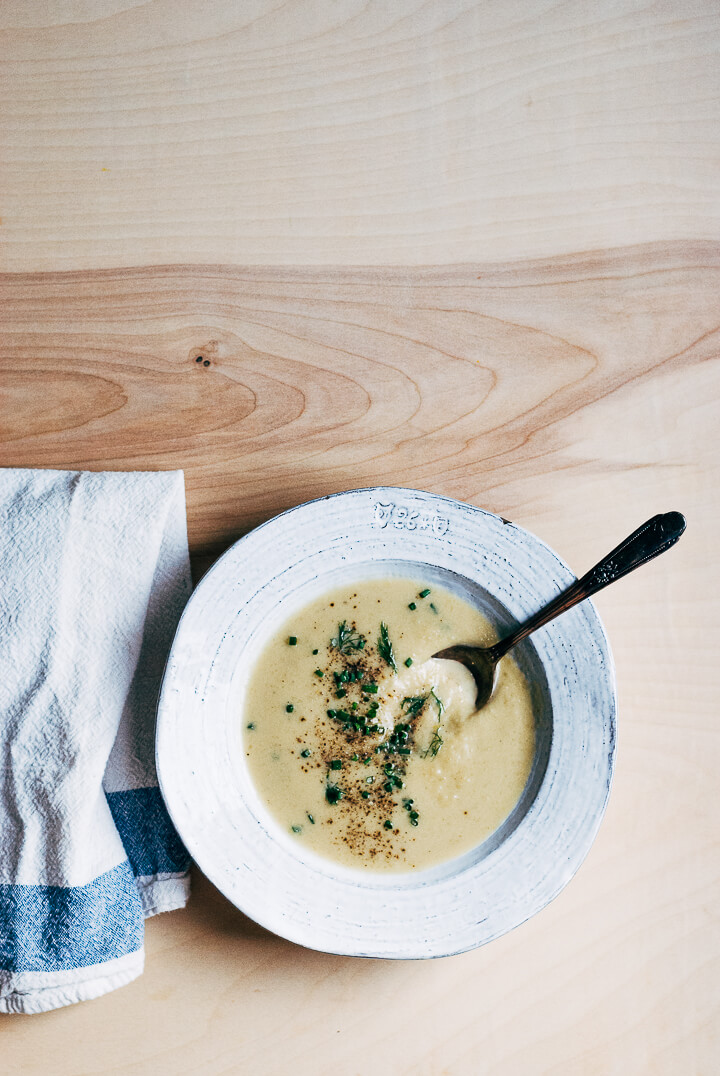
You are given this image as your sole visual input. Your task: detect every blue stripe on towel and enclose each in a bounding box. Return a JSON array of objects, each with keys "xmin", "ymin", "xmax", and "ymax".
[
  {"xmin": 0, "ymin": 862, "xmax": 144, "ymax": 973},
  {"xmin": 105, "ymin": 786, "xmax": 190, "ymax": 878}
]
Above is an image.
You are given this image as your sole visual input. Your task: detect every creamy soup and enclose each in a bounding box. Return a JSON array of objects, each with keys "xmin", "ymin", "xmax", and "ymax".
[{"xmin": 242, "ymin": 578, "xmax": 536, "ymax": 871}]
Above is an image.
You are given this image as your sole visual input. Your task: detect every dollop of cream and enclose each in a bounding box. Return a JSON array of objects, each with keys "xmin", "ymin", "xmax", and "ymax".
[{"xmin": 374, "ymin": 657, "xmax": 477, "ymax": 752}]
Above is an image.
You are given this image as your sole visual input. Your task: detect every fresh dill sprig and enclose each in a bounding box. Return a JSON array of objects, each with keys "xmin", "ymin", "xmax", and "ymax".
[
  {"xmin": 422, "ymin": 726, "xmax": 444, "ymax": 758},
  {"xmin": 430, "ymin": 687, "xmax": 445, "ymax": 717},
  {"xmin": 331, "ymin": 620, "xmax": 366, "ymax": 655},
  {"xmin": 377, "ymin": 622, "xmax": 397, "ymax": 672},
  {"xmin": 402, "ymin": 694, "xmax": 429, "ymax": 719}
]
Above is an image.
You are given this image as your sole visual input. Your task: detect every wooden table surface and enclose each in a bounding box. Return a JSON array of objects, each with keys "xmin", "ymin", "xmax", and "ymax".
[{"xmin": 1, "ymin": 3, "xmax": 719, "ymax": 1074}]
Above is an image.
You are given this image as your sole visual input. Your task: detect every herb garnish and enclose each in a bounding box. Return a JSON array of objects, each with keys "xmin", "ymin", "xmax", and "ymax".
[
  {"xmin": 422, "ymin": 726, "xmax": 444, "ymax": 758},
  {"xmin": 402, "ymin": 694, "xmax": 429, "ymax": 718},
  {"xmin": 402, "ymin": 797, "xmax": 420, "ymax": 826},
  {"xmin": 331, "ymin": 621, "xmax": 367, "ymax": 655},
  {"xmin": 415, "ymin": 689, "xmax": 445, "ymax": 757},
  {"xmin": 430, "ymin": 688, "xmax": 445, "ymax": 716},
  {"xmin": 419, "ymin": 588, "xmax": 431, "ymax": 598},
  {"xmin": 386, "ymin": 721, "xmax": 411, "ymax": 753},
  {"xmin": 325, "ymin": 784, "xmax": 344, "ymax": 804},
  {"xmin": 378, "ymin": 622, "xmax": 397, "ymax": 672}
]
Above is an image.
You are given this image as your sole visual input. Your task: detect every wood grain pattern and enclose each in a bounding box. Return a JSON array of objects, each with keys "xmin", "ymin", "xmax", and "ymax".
[
  {"xmin": 1, "ymin": 0, "xmax": 719, "ymax": 271},
  {"xmin": 0, "ymin": 241, "xmax": 718, "ymax": 1074}
]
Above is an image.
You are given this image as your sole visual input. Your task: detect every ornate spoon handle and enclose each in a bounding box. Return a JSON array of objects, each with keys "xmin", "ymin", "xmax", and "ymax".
[{"xmin": 489, "ymin": 512, "xmax": 686, "ymax": 662}]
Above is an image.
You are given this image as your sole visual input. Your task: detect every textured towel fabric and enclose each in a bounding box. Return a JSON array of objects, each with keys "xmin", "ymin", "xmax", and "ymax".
[{"xmin": 0, "ymin": 469, "xmax": 193, "ymax": 1013}]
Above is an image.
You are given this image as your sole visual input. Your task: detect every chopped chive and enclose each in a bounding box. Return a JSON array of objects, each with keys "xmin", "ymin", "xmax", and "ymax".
[
  {"xmin": 246, "ymin": 722, "xmax": 256, "ymax": 730},
  {"xmin": 325, "ymin": 784, "xmax": 344, "ymax": 804},
  {"xmin": 312, "ymin": 648, "xmax": 319, "ymax": 655},
  {"xmin": 404, "ymin": 657, "xmax": 413, "ymax": 667},
  {"xmin": 384, "ymin": 782, "xmax": 394, "ymax": 792},
  {"xmin": 291, "ymin": 825, "xmax": 302, "ymax": 834},
  {"xmin": 288, "ymin": 636, "xmax": 297, "ymax": 646},
  {"xmin": 314, "ymin": 669, "xmax": 324, "ymax": 677},
  {"xmin": 383, "ymin": 820, "xmax": 393, "ymax": 830},
  {"xmin": 351, "ymin": 702, "xmax": 359, "ymax": 711},
  {"xmin": 330, "ymin": 759, "xmax": 342, "ymax": 770},
  {"xmin": 362, "ymin": 683, "xmax": 378, "ymax": 694},
  {"xmin": 300, "ymin": 749, "xmax": 311, "ymax": 758},
  {"xmin": 419, "ymin": 588, "xmax": 431, "ymax": 598},
  {"xmin": 307, "ymin": 812, "xmax": 315, "ymax": 824},
  {"xmin": 366, "ymin": 775, "xmax": 374, "ymax": 783},
  {"xmin": 363, "ymin": 756, "xmax": 371, "ymax": 765},
  {"xmin": 335, "ymin": 689, "xmax": 347, "ymax": 698},
  {"xmin": 429, "ymin": 602, "xmax": 438, "ymax": 614},
  {"xmin": 352, "ymin": 753, "xmax": 359, "ymax": 761},
  {"xmin": 408, "ymin": 602, "xmax": 417, "ymax": 610},
  {"xmin": 361, "ymin": 791, "xmax": 370, "ymax": 799},
  {"xmin": 398, "ymin": 747, "xmax": 411, "ymax": 755},
  {"xmin": 286, "ymin": 704, "xmax": 294, "ymax": 713}
]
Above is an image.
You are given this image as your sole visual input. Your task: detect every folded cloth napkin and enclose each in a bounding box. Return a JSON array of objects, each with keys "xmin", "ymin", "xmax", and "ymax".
[{"xmin": 0, "ymin": 469, "xmax": 193, "ymax": 1014}]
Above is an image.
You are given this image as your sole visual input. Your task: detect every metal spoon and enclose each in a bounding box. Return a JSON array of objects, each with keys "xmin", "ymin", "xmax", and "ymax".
[{"xmin": 433, "ymin": 511, "xmax": 686, "ymax": 710}]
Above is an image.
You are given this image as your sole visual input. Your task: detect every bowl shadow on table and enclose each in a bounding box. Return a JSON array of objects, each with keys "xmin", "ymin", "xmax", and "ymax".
[
  {"xmin": 185, "ymin": 866, "xmax": 368, "ymax": 971},
  {"xmin": 186, "ymin": 866, "xmax": 279, "ymax": 944},
  {"xmin": 182, "ymin": 866, "xmax": 412, "ymax": 987}
]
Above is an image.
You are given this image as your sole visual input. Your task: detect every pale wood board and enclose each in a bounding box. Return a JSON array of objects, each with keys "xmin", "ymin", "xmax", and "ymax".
[
  {"xmin": 0, "ymin": 242, "xmax": 718, "ymax": 1073},
  {"xmin": 1, "ymin": 0, "xmax": 719, "ymax": 272}
]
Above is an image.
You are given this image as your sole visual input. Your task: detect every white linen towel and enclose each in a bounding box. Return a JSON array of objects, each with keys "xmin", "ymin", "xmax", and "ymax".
[{"xmin": 0, "ymin": 469, "xmax": 193, "ymax": 1014}]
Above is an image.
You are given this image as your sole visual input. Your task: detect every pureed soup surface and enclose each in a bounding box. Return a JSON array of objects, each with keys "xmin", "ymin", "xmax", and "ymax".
[{"xmin": 242, "ymin": 578, "xmax": 536, "ymax": 872}]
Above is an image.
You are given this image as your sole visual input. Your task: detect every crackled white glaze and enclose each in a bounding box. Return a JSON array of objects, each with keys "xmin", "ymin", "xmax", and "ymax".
[{"xmin": 156, "ymin": 489, "xmax": 616, "ymax": 958}]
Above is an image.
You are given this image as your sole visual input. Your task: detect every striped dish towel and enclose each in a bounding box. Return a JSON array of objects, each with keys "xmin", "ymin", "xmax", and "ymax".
[{"xmin": 0, "ymin": 469, "xmax": 192, "ymax": 1013}]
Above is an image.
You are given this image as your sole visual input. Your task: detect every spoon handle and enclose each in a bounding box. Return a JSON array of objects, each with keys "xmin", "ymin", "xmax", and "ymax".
[{"xmin": 490, "ymin": 511, "xmax": 686, "ymax": 661}]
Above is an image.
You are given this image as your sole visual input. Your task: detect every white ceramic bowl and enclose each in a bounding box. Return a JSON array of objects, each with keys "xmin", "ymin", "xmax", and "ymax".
[{"xmin": 156, "ymin": 488, "xmax": 616, "ymax": 958}]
